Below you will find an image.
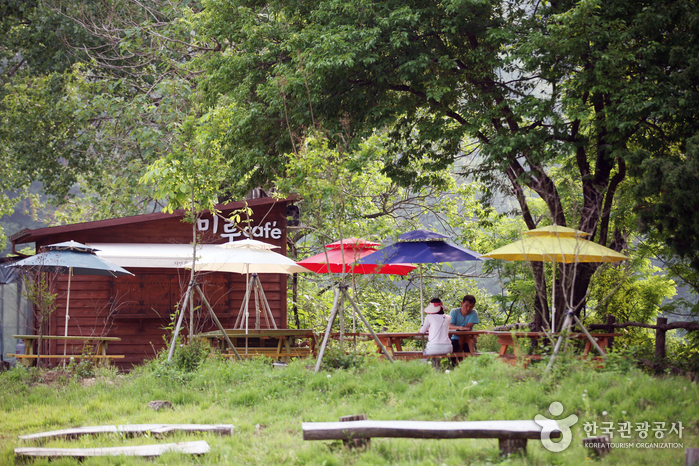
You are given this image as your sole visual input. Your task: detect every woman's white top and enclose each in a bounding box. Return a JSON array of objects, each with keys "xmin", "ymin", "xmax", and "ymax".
[{"xmin": 419, "ymin": 313, "xmax": 451, "ymax": 346}]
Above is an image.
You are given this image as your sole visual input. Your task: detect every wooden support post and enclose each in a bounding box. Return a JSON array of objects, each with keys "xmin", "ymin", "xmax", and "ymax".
[
  {"xmin": 314, "ymin": 288, "xmax": 342, "ymax": 373},
  {"xmin": 167, "ymin": 284, "xmax": 192, "ymax": 363},
  {"xmin": 583, "ymin": 435, "xmax": 611, "ymax": 457},
  {"xmin": 499, "ymin": 438, "xmax": 527, "ymax": 456},
  {"xmin": 194, "ymin": 286, "xmax": 241, "ymax": 360},
  {"xmin": 606, "ymin": 315, "xmax": 616, "ymax": 351},
  {"xmin": 686, "ymin": 448, "xmax": 699, "ymax": 466},
  {"xmin": 655, "ymin": 317, "xmax": 667, "ymax": 360},
  {"xmin": 340, "ymin": 415, "xmax": 369, "ymax": 449}
]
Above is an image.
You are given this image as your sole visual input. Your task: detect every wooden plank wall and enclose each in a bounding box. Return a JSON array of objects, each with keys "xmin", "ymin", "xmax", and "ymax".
[{"xmin": 34, "ymin": 200, "xmax": 290, "ymax": 370}]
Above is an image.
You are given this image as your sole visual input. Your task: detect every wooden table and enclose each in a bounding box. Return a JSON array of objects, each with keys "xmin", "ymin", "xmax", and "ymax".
[
  {"xmin": 487, "ymin": 331, "xmax": 622, "ymax": 359},
  {"xmin": 198, "ymin": 329, "xmax": 316, "ymax": 362},
  {"xmin": 370, "ymin": 331, "xmax": 486, "ymax": 357},
  {"xmin": 7, "ymin": 335, "xmax": 123, "ymax": 366}
]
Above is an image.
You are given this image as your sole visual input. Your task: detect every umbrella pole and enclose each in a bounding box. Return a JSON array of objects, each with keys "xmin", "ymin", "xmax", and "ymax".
[
  {"xmin": 551, "ymin": 264, "xmax": 556, "ymax": 332},
  {"xmin": 419, "ymin": 265, "xmax": 424, "ymax": 325},
  {"xmin": 341, "ymin": 286, "xmax": 394, "ymax": 363},
  {"xmin": 167, "ymin": 282, "xmax": 192, "ymax": 363},
  {"xmin": 314, "ymin": 287, "xmax": 342, "ymax": 373},
  {"xmin": 545, "ymin": 309, "xmax": 607, "ymax": 373},
  {"xmin": 62, "ymin": 267, "xmax": 73, "ymax": 366},
  {"xmin": 245, "ymin": 267, "xmax": 250, "ymax": 336}
]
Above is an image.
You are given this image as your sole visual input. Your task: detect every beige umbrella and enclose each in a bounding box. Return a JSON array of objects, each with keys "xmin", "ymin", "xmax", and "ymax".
[{"xmin": 187, "ymin": 239, "xmax": 310, "ymax": 331}]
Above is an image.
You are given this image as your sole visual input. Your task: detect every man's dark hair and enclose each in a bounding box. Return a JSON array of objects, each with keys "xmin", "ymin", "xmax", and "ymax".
[{"xmin": 462, "ymin": 295, "xmax": 476, "ymax": 305}]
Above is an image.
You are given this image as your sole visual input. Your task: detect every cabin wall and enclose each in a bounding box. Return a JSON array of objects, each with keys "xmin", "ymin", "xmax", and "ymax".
[{"xmin": 29, "ymin": 200, "xmax": 290, "ymax": 369}]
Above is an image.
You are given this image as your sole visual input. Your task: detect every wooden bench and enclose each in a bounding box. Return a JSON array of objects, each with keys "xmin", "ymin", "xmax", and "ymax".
[
  {"xmin": 391, "ymin": 351, "xmax": 479, "ymax": 368},
  {"xmin": 302, "ymin": 419, "xmax": 562, "ymax": 455},
  {"xmin": 7, "ymin": 354, "xmax": 125, "ymax": 365},
  {"xmin": 391, "ymin": 351, "xmax": 478, "ymax": 360},
  {"xmin": 216, "ymin": 346, "xmax": 312, "ymax": 361},
  {"xmin": 10, "ymin": 335, "xmax": 122, "ymax": 367}
]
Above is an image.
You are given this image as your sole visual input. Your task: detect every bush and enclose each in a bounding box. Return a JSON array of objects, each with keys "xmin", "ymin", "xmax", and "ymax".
[
  {"xmin": 322, "ymin": 344, "xmax": 365, "ymax": 370},
  {"xmin": 145, "ymin": 337, "xmax": 211, "ymax": 383}
]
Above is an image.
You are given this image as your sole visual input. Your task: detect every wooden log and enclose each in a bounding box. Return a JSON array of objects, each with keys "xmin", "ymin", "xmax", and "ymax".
[
  {"xmin": 15, "ymin": 440, "xmax": 210, "ymax": 458},
  {"xmin": 302, "ymin": 420, "xmax": 561, "ymax": 440},
  {"xmin": 340, "ymin": 415, "xmax": 369, "ymax": 449},
  {"xmin": 19, "ymin": 424, "xmax": 234, "ymax": 441}
]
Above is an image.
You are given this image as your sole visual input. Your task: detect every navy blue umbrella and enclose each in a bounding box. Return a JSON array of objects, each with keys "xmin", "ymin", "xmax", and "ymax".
[
  {"xmin": 357, "ymin": 230, "xmax": 482, "ymax": 322},
  {"xmin": 10, "ymin": 241, "xmax": 133, "ymax": 348}
]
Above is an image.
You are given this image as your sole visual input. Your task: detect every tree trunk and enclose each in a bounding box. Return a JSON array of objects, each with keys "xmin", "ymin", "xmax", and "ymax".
[{"xmin": 655, "ymin": 317, "xmax": 667, "ymax": 360}]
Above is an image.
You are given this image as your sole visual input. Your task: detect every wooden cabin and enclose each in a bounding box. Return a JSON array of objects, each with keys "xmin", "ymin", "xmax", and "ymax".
[{"xmin": 9, "ymin": 197, "xmax": 297, "ymax": 370}]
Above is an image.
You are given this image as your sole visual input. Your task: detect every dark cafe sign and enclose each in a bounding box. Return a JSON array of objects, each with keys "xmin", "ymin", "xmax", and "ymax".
[{"xmin": 196, "ymin": 215, "xmax": 283, "ymax": 242}]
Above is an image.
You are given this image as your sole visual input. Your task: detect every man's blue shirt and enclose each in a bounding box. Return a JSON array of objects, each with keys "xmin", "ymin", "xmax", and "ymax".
[{"xmin": 449, "ymin": 307, "xmax": 479, "ymax": 340}]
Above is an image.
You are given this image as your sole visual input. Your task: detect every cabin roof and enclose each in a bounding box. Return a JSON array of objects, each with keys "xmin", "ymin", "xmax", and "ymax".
[{"xmin": 10, "ymin": 196, "xmax": 296, "ymax": 247}]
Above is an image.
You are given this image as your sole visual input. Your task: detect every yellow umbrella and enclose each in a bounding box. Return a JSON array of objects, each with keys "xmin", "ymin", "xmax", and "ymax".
[
  {"xmin": 482, "ymin": 224, "xmax": 629, "ymax": 370},
  {"xmin": 481, "ymin": 225, "xmax": 629, "ymax": 264}
]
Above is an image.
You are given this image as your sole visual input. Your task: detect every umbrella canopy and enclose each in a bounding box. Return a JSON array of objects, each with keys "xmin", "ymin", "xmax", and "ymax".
[
  {"xmin": 187, "ymin": 239, "xmax": 310, "ymax": 274},
  {"xmin": 9, "ymin": 240, "xmax": 133, "ymax": 350},
  {"xmin": 356, "ymin": 230, "xmax": 482, "ymax": 265},
  {"xmin": 11, "ymin": 241, "xmax": 135, "ymax": 276},
  {"xmin": 356, "ymin": 230, "xmax": 483, "ymax": 323},
  {"xmin": 298, "ymin": 238, "xmax": 416, "ymax": 275},
  {"xmin": 481, "ymin": 225, "xmax": 628, "ymax": 331},
  {"xmin": 480, "ymin": 225, "xmax": 629, "ymax": 263},
  {"xmin": 184, "ymin": 239, "xmax": 311, "ymax": 332}
]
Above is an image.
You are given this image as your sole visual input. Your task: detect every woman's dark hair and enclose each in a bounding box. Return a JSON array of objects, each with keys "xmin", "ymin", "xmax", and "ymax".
[{"xmin": 437, "ymin": 309, "xmax": 444, "ymax": 315}]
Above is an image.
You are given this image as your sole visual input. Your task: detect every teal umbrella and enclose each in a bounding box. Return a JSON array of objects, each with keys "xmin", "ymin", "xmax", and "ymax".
[{"xmin": 10, "ymin": 241, "xmax": 133, "ymax": 348}]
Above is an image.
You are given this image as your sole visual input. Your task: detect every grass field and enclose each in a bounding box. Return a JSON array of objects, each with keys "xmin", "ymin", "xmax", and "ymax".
[{"xmin": 0, "ymin": 350, "xmax": 696, "ymax": 465}]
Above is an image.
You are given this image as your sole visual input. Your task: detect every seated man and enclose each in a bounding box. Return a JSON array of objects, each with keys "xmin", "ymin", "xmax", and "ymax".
[{"xmin": 449, "ymin": 295, "xmax": 479, "ymax": 362}]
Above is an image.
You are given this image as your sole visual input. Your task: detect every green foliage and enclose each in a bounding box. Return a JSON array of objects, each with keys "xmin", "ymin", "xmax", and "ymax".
[
  {"xmin": 148, "ymin": 337, "xmax": 211, "ymax": 383},
  {"xmin": 632, "ymin": 135, "xmax": 699, "ymax": 271},
  {"xmin": 322, "ymin": 344, "xmax": 366, "ymax": 371}
]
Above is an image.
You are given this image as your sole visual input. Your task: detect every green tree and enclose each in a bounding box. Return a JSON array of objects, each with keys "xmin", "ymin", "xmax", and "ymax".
[
  {"xmin": 1, "ymin": 1, "xmax": 212, "ymax": 247},
  {"xmin": 21, "ymin": 269, "xmax": 58, "ymax": 367},
  {"xmin": 276, "ymin": 132, "xmax": 496, "ymax": 331},
  {"xmin": 195, "ymin": 0, "xmax": 699, "ymax": 330}
]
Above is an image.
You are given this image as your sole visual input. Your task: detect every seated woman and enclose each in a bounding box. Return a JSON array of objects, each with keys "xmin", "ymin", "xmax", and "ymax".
[{"xmin": 419, "ymin": 298, "xmax": 452, "ymax": 366}]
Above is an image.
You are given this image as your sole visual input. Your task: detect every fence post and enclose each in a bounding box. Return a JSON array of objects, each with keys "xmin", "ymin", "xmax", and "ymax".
[
  {"xmin": 655, "ymin": 317, "xmax": 667, "ymax": 360},
  {"xmin": 605, "ymin": 315, "xmax": 616, "ymax": 350}
]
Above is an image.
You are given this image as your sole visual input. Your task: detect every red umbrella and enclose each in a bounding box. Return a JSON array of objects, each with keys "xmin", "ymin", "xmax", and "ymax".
[
  {"xmin": 299, "ymin": 238, "xmax": 414, "ymax": 370},
  {"xmin": 298, "ymin": 238, "xmax": 416, "ymax": 275}
]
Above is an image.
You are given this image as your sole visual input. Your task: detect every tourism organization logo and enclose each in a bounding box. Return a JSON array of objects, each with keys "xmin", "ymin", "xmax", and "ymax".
[
  {"xmin": 535, "ymin": 401, "xmax": 685, "ymax": 453},
  {"xmin": 535, "ymin": 401, "xmax": 578, "ymax": 452}
]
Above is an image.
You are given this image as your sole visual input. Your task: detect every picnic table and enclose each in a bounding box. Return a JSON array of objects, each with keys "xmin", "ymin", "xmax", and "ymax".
[
  {"xmin": 198, "ymin": 329, "xmax": 316, "ymax": 362},
  {"xmin": 487, "ymin": 331, "xmax": 622, "ymax": 361},
  {"xmin": 368, "ymin": 331, "xmax": 486, "ymax": 360},
  {"xmin": 7, "ymin": 335, "xmax": 123, "ymax": 366}
]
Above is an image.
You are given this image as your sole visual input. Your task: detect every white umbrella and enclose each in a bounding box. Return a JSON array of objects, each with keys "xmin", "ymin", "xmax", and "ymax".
[
  {"xmin": 190, "ymin": 239, "xmax": 309, "ymax": 274},
  {"xmin": 186, "ymin": 239, "xmax": 310, "ymax": 332}
]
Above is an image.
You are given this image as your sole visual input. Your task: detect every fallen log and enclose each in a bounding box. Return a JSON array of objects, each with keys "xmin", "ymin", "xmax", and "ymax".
[
  {"xmin": 19, "ymin": 424, "xmax": 234, "ymax": 441},
  {"xmin": 15, "ymin": 440, "xmax": 210, "ymax": 458}
]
